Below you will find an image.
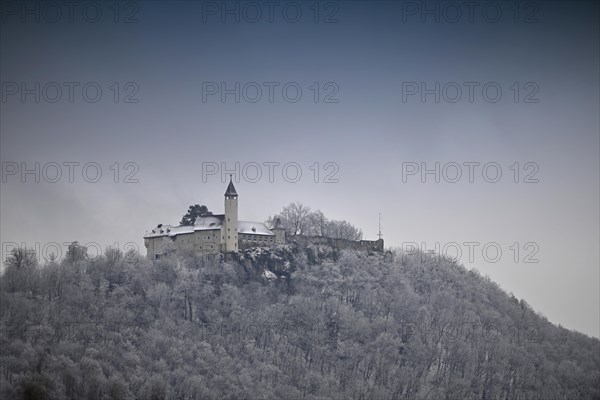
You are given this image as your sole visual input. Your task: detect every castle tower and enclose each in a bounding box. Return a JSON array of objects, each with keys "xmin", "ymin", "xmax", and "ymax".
[
  {"xmin": 272, "ymin": 217, "xmax": 286, "ymax": 244},
  {"xmin": 223, "ymin": 175, "xmax": 238, "ymax": 252}
]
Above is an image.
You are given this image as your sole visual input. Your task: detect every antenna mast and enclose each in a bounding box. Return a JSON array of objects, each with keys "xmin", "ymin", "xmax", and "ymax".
[{"xmin": 378, "ymin": 212, "xmax": 383, "ymax": 240}]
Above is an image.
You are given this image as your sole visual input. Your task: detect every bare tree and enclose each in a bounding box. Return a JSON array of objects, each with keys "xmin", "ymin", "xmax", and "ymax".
[
  {"xmin": 307, "ymin": 210, "xmax": 328, "ymax": 236},
  {"xmin": 268, "ymin": 204, "xmax": 363, "ymax": 240},
  {"xmin": 4, "ymin": 247, "xmax": 37, "ymax": 270},
  {"xmin": 268, "ymin": 202, "xmax": 312, "ymax": 236},
  {"xmin": 327, "ymin": 220, "xmax": 363, "ymax": 240}
]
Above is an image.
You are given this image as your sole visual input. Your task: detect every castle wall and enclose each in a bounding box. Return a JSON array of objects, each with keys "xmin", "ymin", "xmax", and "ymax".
[
  {"xmin": 291, "ymin": 235, "xmax": 384, "ymax": 253},
  {"xmin": 187, "ymin": 229, "xmax": 222, "ymax": 254},
  {"xmin": 144, "ymin": 236, "xmax": 173, "ymax": 260},
  {"xmin": 145, "ymin": 229, "xmax": 222, "ymax": 260},
  {"xmin": 146, "ymin": 232, "xmax": 383, "ymax": 260},
  {"xmin": 273, "ymin": 228, "xmax": 286, "ymax": 244},
  {"xmin": 147, "ymin": 231, "xmax": 383, "ymax": 260},
  {"xmin": 239, "ymin": 233, "xmax": 275, "ymax": 250}
]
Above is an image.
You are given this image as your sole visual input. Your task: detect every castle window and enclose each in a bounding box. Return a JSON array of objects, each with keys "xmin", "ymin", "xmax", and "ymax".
[{"xmin": 228, "ymin": 236, "xmax": 230, "ymax": 239}]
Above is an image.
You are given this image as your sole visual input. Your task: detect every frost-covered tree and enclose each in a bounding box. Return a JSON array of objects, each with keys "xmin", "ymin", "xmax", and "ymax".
[
  {"xmin": 268, "ymin": 202, "xmax": 312, "ymax": 236},
  {"xmin": 2, "ymin": 247, "xmax": 39, "ymax": 294},
  {"xmin": 3, "ymin": 247, "xmax": 37, "ymax": 270},
  {"xmin": 326, "ymin": 220, "xmax": 363, "ymax": 241},
  {"xmin": 1, "ymin": 244, "xmax": 599, "ymax": 399},
  {"xmin": 268, "ymin": 203, "xmax": 362, "ymax": 240},
  {"xmin": 65, "ymin": 241, "xmax": 87, "ymax": 263}
]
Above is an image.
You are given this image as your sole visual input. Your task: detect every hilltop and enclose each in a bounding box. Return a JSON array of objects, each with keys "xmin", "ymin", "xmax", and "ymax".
[{"xmin": 1, "ymin": 243, "xmax": 598, "ymax": 399}]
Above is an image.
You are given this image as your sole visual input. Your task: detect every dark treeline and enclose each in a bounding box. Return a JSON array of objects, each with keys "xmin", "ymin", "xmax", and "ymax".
[{"xmin": 1, "ymin": 244, "xmax": 598, "ymax": 399}]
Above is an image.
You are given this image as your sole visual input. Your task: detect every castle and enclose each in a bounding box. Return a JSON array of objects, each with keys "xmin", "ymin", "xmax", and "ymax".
[
  {"xmin": 144, "ymin": 178, "xmax": 286, "ymax": 260},
  {"xmin": 144, "ymin": 179, "xmax": 383, "ymax": 260}
]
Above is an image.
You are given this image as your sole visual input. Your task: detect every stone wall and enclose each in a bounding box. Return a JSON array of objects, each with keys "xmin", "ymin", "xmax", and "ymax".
[
  {"xmin": 239, "ymin": 233, "xmax": 276, "ymax": 250},
  {"xmin": 290, "ymin": 235, "xmax": 384, "ymax": 253},
  {"xmin": 145, "ymin": 229, "xmax": 222, "ymax": 260},
  {"xmin": 146, "ymin": 228, "xmax": 279, "ymax": 259},
  {"xmin": 146, "ymin": 230, "xmax": 382, "ymax": 260},
  {"xmin": 272, "ymin": 228, "xmax": 286, "ymax": 245}
]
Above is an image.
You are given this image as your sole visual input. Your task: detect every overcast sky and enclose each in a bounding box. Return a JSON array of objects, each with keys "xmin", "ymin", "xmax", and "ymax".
[{"xmin": 1, "ymin": 0, "xmax": 598, "ymax": 338}]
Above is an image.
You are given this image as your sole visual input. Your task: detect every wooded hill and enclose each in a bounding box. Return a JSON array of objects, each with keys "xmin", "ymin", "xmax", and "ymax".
[{"xmin": 1, "ymin": 243, "xmax": 598, "ymax": 399}]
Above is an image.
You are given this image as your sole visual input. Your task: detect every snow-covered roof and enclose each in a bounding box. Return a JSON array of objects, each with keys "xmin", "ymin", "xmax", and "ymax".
[
  {"xmin": 145, "ymin": 217, "xmax": 274, "ymax": 239},
  {"xmin": 194, "ymin": 214, "xmax": 224, "ymax": 230},
  {"xmin": 168, "ymin": 225, "xmax": 195, "ymax": 236},
  {"xmin": 238, "ymin": 221, "xmax": 274, "ymax": 236},
  {"xmin": 144, "ymin": 224, "xmax": 195, "ymax": 238}
]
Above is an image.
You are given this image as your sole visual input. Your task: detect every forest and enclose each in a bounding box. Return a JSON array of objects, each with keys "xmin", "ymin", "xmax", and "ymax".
[{"xmin": 1, "ymin": 242, "xmax": 599, "ymax": 399}]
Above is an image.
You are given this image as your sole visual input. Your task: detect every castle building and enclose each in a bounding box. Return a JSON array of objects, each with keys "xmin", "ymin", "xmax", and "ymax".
[{"xmin": 144, "ymin": 178, "xmax": 286, "ymax": 260}]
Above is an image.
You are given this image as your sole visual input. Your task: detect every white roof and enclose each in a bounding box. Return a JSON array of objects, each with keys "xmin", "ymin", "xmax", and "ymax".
[
  {"xmin": 145, "ymin": 218, "xmax": 273, "ymax": 238},
  {"xmin": 194, "ymin": 215, "xmax": 224, "ymax": 228},
  {"xmin": 193, "ymin": 215, "xmax": 223, "ymax": 231},
  {"xmin": 168, "ymin": 225, "xmax": 194, "ymax": 236},
  {"xmin": 144, "ymin": 224, "xmax": 172, "ymax": 238},
  {"xmin": 237, "ymin": 221, "xmax": 274, "ymax": 236}
]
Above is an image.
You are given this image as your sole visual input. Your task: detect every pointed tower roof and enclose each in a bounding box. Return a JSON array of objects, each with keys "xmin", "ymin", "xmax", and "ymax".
[{"xmin": 224, "ymin": 175, "xmax": 238, "ymax": 197}]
